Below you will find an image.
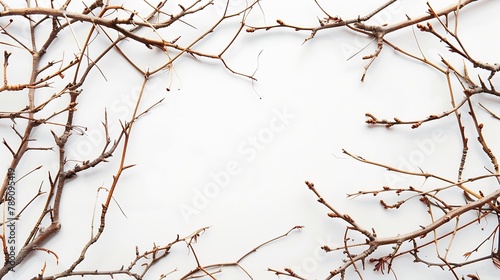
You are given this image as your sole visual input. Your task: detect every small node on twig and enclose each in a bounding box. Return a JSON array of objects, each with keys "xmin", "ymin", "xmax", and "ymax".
[
  {"xmin": 246, "ymin": 27, "xmax": 256, "ymax": 33},
  {"xmin": 417, "ymin": 22, "xmax": 433, "ymax": 32},
  {"xmin": 365, "ymin": 113, "xmax": 378, "ymax": 124},
  {"xmin": 380, "ymin": 199, "xmax": 404, "ymax": 209},
  {"xmin": 284, "ymin": 268, "xmax": 298, "ymax": 277},
  {"xmin": 328, "ymin": 212, "xmax": 340, "ymax": 218},
  {"xmin": 343, "ymin": 214, "xmax": 353, "ymax": 222},
  {"xmin": 305, "ymin": 180, "xmax": 314, "ymax": 189},
  {"xmin": 411, "ymin": 122, "xmax": 422, "ymax": 129},
  {"xmin": 419, "ymin": 196, "xmax": 431, "ymax": 207},
  {"xmin": 276, "ymin": 19, "xmax": 284, "ymax": 25}
]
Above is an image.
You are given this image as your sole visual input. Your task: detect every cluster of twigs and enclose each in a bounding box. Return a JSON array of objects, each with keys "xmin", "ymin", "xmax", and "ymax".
[
  {"xmin": 0, "ymin": 0, "xmax": 283, "ymax": 279},
  {"xmin": 245, "ymin": 0, "xmax": 500, "ymax": 279},
  {"xmin": 1, "ymin": 0, "xmax": 500, "ymax": 279}
]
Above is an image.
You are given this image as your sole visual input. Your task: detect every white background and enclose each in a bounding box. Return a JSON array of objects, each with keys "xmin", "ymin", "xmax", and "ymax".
[{"xmin": 2, "ymin": 0, "xmax": 500, "ymax": 279}]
